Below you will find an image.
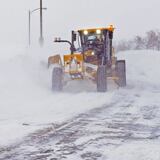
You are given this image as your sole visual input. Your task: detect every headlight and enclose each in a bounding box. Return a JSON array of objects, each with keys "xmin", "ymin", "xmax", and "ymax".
[
  {"xmin": 91, "ymin": 51, "xmax": 95, "ymax": 55},
  {"xmin": 96, "ymin": 29, "xmax": 101, "ymax": 34},
  {"xmin": 83, "ymin": 30, "xmax": 88, "ymax": 35}
]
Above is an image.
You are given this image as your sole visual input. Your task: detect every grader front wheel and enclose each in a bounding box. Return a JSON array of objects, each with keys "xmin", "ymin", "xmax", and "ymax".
[
  {"xmin": 52, "ymin": 67, "xmax": 63, "ymax": 91},
  {"xmin": 97, "ymin": 65, "xmax": 107, "ymax": 92}
]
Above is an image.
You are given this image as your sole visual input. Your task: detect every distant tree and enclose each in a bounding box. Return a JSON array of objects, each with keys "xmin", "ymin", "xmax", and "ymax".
[
  {"xmin": 115, "ymin": 40, "xmax": 132, "ymax": 52},
  {"xmin": 134, "ymin": 36, "xmax": 145, "ymax": 50},
  {"xmin": 156, "ymin": 31, "xmax": 160, "ymax": 50},
  {"xmin": 145, "ymin": 30, "xmax": 158, "ymax": 49},
  {"xmin": 115, "ymin": 29, "xmax": 160, "ymax": 52}
]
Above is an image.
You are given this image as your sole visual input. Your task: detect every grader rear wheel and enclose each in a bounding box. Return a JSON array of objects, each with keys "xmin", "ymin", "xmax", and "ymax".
[
  {"xmin": 116, "ymin": 60, "xmax": 126, "ymax": 87},
  {"xmin": 52, "ymin": 67, "xmax": 63, "ymax": 91},
  {"xmin": 97, "ymin": 65, "xmax": 107, "ymax": 92}
]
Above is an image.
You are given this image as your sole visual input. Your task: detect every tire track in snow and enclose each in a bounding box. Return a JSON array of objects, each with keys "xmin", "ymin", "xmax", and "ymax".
[{"xmin": 0, "ymin": 93, "xmax": 160, "ymax": 160}]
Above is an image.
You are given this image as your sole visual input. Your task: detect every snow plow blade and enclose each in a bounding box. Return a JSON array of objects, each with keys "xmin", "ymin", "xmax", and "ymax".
[{"xmin": 48, "ymin": 54, "xmax": 62, "ymax": 68}]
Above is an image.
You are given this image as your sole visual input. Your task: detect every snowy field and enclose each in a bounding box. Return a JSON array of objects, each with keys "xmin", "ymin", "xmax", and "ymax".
[{"xmin": 0, "ymin": 46, "xmax": 160, "ymax": 159}]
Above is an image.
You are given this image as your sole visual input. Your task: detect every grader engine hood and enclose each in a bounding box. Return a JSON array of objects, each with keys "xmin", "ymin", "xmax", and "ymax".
[{"xmin": 63, "ymin": 54, "xmax": 84, "ymax": 79}]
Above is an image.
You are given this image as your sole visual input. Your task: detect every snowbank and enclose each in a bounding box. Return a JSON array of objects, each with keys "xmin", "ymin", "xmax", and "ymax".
[{"xmin": 117, "ymin": 50, "xmax": 160, "ymax": 87}]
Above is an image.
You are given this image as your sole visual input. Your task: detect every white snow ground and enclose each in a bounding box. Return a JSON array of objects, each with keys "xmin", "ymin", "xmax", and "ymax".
[
  {"xmin": 0, "ymin": 46, "xmax": 160, "ymax": 159},
  {"xmin": 0, "ymin": 46, "xmax": 114, "ymax": 146}
]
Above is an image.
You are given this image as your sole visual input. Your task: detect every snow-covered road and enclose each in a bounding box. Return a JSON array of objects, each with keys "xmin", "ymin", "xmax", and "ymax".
[
  {"xmin": 1, "ymin": 47, "xmax": 160, "ymax": 159},
  {"xmin": 1, "ymin": 88, "xmax": 160, "ymax": 159}
]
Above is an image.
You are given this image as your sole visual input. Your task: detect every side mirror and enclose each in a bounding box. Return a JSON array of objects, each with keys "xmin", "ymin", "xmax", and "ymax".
[
  {"xmin": 54, "ymin": 37, "xmax": 61, "ymax": 42},
  {"xmin": 72, "ymin": 31, "xmax": 77, "ymax": 42}
]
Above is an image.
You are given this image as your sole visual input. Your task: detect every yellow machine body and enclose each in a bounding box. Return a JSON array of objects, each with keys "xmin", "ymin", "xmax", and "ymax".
[
  {"xmin": 50, "ymin": 25, "xmax": 126, "ymax": 92},
  {"xmin": 63, "ymin": 54, "xmax": 84, "ymax": 78},
  {"xmin": 78, "ymin": 25, "xmax": 115, "ymax": 33}
]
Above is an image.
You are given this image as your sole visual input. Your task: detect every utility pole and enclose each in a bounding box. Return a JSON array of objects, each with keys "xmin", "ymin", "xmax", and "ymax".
[
  {"xmin": 39, "ymin": 0, "xmax": 44, "ymax": 46},
  {"xmin": 29, "ymin": 10, "xmax": 31, "ymax": 46},
  {"xmin": 28, "ymin": 6, "xmax": 47, "ymax": 47}
]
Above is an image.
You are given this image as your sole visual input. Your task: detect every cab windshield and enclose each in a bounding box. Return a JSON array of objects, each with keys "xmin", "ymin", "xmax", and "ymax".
[{"xmin": 81, "ymin": 32, "xmax": 104, "ymax": 45}]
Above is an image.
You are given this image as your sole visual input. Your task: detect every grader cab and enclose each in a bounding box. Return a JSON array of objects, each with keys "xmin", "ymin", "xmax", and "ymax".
[{"xmin": 49, "ymin": 25, "xmax": 126, "ymax": 92}]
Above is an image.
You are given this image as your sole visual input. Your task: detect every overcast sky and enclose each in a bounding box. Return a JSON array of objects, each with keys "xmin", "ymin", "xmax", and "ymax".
[{"xmin": 0, "ymin": 0, "xmax": 160, "ymax": 46}]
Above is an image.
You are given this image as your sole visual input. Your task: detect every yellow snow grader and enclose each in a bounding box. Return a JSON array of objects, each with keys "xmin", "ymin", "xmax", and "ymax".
[{"xmin": 48, "ymin": 25, "xmax": 126, "ymax": 92}]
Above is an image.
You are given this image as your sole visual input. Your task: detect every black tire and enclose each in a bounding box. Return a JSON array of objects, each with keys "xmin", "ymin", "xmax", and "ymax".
[
  {"xmin": 52, "ymin": 67, "xmax": 63, "ymax": 91},
  {"xmin": 116, "ymin": 60, "xmax": 126, "ymax": 87},
  {"xmin": 97, "ymin": 65, "xmax": 107, "ymax": 92}
]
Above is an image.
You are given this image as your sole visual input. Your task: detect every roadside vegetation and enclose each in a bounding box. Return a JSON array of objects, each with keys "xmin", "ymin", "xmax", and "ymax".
[{"xmin": 116, "ymin": 29, "xmax": 160, "ymax": 52}]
